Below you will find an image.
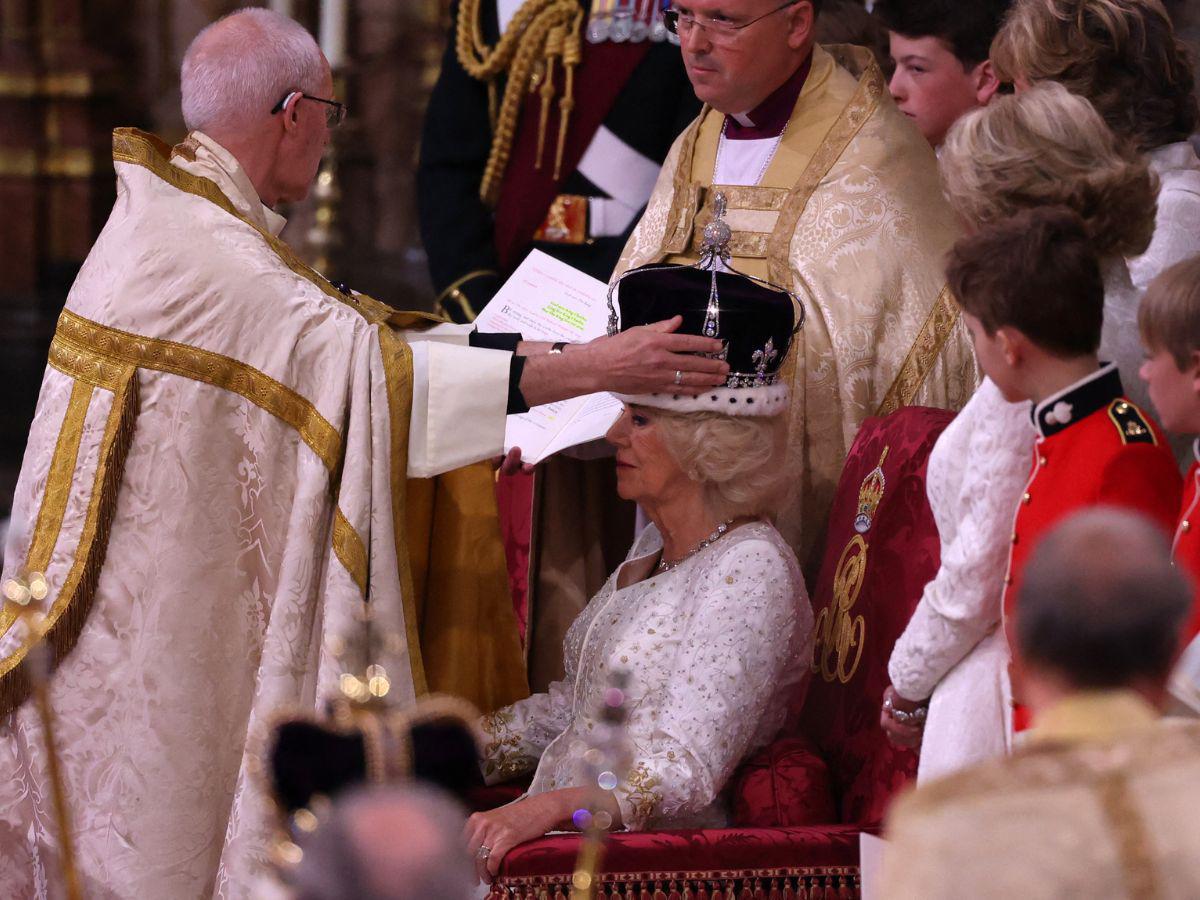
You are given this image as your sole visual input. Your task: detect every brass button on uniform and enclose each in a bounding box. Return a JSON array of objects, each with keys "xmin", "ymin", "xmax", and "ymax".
[
  {"xmin": 1184, "ymin": 520, "xmax": 1192, "ymax": 534},
  {"xmin": 1022, "ymin": 492, "xmax": 1031, "ymax": 504},
  {"xmin": 1039, "ymin": 456, "xmax": 1048, "ymax": 466},
  {"xmin": 1011, "ymin": 532, "xmax": 1018, "ymax": 544}
]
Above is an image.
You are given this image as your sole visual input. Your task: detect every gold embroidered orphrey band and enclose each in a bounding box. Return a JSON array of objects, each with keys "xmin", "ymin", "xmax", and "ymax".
[{"xmin": 0, "ymin": 367, "xmax": 139, "ymax": 716}]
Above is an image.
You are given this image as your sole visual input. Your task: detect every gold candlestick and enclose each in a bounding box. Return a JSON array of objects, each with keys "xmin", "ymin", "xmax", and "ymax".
[
  {"xmin": 303, "ymin": 66, "xmax": 348, "ymax": 279},
  {"xmin": 2, "ymin": 571, "xmax": 82, "ymax": 900}
]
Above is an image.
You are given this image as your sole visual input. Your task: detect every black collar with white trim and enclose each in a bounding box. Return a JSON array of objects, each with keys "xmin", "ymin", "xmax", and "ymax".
[{"xmin": 1031, "ymin": 362, "xmax": 1123, "ymax": 439}]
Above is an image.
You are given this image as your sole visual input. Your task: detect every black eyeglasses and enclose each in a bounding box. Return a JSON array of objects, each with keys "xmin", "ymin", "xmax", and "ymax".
[
  {"xmin": 662, "ymin": 0, "xmax": 800, "ymax": 44},
  {"xmin": 271, "ymin": 91, "xmax": 348, "ymax": 128}
]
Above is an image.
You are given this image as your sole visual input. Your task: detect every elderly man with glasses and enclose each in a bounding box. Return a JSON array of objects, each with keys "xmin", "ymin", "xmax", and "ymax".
[
  {"xmin": 0, "ymin": 9, "xmax": 732, "ymax": 899},
  {"xmin": 615, "ymin": 0, "xmax": 978, "ymax": 574}
]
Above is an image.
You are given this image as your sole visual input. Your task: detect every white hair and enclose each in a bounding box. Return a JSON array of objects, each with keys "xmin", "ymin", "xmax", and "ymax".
[{"xmin": 181, "ymin": 8, "xmax": 326, "ymax": 134}]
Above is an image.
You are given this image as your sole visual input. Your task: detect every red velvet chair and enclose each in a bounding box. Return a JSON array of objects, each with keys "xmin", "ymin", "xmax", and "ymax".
[{"xmin": 488, "ymin": 407, "xmax": 956, "ymax": 900}]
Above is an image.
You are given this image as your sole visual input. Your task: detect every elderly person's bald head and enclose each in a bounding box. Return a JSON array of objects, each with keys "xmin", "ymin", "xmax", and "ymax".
[
  {"xmin": 1016, "ymin": 508, "xmax": 1193, "ymax": 692},
  {"xmin": 290, "ymin": 785, "xmax": 475, "ymax": 900},
  {"xmin": 182, "ymin": 8, "xmax": 327, "ymax": 137}
]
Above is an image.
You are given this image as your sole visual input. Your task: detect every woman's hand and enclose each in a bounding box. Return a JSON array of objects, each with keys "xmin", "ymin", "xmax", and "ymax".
[
  {"xmin": 880, "ymin": 685, "xmax": 928, "ymax": 750},
  {"xmin": 463, "ymin": 792, "xmax": 566, "ymax": 884},
  {"xmin": 464, "ymin": 787, "xmax": 622, "ymax": 884}
]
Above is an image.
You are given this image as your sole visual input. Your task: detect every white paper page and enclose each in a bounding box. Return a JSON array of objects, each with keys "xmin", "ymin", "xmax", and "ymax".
[
  {"xmin": 474, "ymin": 249, "xmax": 611, "ymax": 341},
  {"xmin": 542, "ymin": 392, "xmax": 624, "ymax": 458},
  {"xmin": 474, "ymin": 251, "xmax": 621, "ymax": 461}
]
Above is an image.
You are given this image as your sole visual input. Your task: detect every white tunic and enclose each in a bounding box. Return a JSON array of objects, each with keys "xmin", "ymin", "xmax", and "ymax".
[
  {"xmin": 888, "ymin": 379, "xmax": 1033, "ymax": 781},
  {"xmin": 481, "ymin": 521, "xmax": 813, "ymax": 829}
]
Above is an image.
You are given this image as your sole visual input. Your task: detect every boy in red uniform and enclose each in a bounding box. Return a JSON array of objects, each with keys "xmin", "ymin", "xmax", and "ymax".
[
  {"xmin": 1140, "ymin": 255, "xmax": 1200, "ymax": 593},
  {"xmin": 946, "ymin": 207, "xmax": 1183, "ymax": 683},
  {"xmin": 1139, "ymin": 254, "xmax": 1200, "ymax": 713}
]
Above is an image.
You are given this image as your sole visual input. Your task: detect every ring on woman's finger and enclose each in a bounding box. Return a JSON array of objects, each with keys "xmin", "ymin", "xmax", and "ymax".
[
  {"xmin": 674, "ymin": 370, "xmax": 684, "ymax": 385},
  {"xmin": 477, "ymin": 845, "xmax": 492, "ymax": 860}
]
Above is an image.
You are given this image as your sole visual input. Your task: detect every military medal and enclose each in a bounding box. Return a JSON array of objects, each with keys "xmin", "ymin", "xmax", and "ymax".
[
  {"xmin": 629, "ymin": 0, "xmax": 652, "ymax": 41},
  {"xmin": 610, "ymin": 0, "xmax": 635, "ymax": 42},
  {"xmin": 587, "ymin": 0, "xmax": 613, "ymax": 42},
  {"xmin": 650, "ymin": 0, "xmax": 669, "ymax": 41}
]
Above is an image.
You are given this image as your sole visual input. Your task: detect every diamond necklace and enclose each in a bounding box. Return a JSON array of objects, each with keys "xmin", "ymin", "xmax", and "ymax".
[{"xmin": 655, "ymin": 519, "xmax": 736, "ymax": 573}]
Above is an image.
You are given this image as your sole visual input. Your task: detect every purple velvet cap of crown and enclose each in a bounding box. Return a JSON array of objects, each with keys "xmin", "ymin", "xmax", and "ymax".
[{"xmin": 610, "ymin": 263, "xmax": 796, "ymax": 416}]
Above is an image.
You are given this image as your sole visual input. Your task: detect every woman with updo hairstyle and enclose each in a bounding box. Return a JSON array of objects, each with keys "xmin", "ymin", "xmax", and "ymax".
[
  {"xmin": 938, "ymin": 81, "xmax": 1157, "ymax": 413},
  {"xmin": 991, "ymin": 0, "xmax": 1200, "ymax": 293},
  {"xmin": 883, "ymin": 82, "xmax": 1160, "ymax": 782},
  {"xmin": 464, "ymin": 263, "xmax": 813, "ymax": 884}
]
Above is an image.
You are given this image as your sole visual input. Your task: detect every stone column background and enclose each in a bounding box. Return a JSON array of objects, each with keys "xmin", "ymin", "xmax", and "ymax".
[{"xmin": 0, "ymin": 0, "xmax": 449, "ymax": 516}]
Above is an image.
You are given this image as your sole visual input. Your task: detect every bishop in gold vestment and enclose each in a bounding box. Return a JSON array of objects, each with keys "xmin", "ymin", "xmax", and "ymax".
[{"xmin": 617, "ymin": 43, "xmax": 977, "ymax": 569}]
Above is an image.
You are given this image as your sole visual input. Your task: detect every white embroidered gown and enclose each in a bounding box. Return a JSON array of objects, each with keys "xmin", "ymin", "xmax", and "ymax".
[{"xmin": 481, "ymin": 521, "xmax": 813, "ymax": 829}]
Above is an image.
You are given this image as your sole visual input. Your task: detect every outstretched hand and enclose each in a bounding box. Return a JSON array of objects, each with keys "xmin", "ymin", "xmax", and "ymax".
[
  {"xmin": 583, "ymin": 315, "xmax": 729, "ymax": 396},
  {"xmin": 516, "ymin": 316, "xmax": 730, "ymax": 409}
]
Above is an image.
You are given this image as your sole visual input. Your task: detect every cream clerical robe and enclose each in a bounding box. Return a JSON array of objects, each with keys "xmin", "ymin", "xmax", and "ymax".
[
  {"xmin": 618, "ymin": 45, "xmax": 978, "ymax": 569},
  {"xmin": 0, "ymin": 129, "xmax": 513, "ymax": 899},
  {"xmin": 883, "ymin": 692, "xmax": 1200, "ymax": 899}
]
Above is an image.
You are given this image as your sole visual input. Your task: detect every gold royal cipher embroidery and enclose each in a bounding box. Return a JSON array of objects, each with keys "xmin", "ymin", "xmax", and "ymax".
[{"xmin": 813, "ymin": 447, "xmax": 888, "ymax": 684}]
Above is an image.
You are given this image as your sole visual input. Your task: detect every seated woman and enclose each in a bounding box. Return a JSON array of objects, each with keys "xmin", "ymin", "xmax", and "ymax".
[
  {"xmin": 883, "ymin": 82, "xmax": 1159, "ymax": 780},
  {"xmin": 466, "ymin": 262, "xmax": 814, "ymax": 882}
]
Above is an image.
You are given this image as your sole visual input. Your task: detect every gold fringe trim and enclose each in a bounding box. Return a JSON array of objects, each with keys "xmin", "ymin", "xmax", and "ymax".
[
  {"xmin": 379, "ymin": 327, "xmax": 427, "ymax": 695},
  {"xmin": 875, "ymin": 285, "xmax": 960, "ymax": 417},
  {"xmin": 52, "ymin": 310, "xmax": 342, "ymax": 473},
  {"xmin": 0, "ymin": 368, "xmax": 140, "ymax": 717},
  {"xmin": 490, "ymin": 867, "xmax": 862, "ymax": 900},
  {"xmin": 332, "ymin": 509, "xmax": 369, "ymax": 597},
  {"xmin": 454, "ymin": 0, "xmax": 583, "ymax": 205},
  {"xmin": 0, "ymin": 379, "xmax": 95, "ymax": 647}
]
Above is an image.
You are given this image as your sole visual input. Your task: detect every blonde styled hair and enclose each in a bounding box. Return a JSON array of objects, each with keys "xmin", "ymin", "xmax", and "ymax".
[
  {"xmin": 648, "ymin": 408, "xmax": 789, "ymax": 521},
  {"xmin": 991, "ymin": 0, "xmax": 1199, "ymax": 152},
  {"xmin": 1138, "ymin": 254, "xmax": 1200, "ymax": 368},
  {"xmin": 939, "ymin": 82, "xmax": 1158, "ymax": 259}
]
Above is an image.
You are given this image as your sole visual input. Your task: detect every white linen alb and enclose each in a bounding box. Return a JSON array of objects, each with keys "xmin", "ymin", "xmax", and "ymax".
[{"xmin": 481, "ymin": 521, "xmax": 813, "ymax": 829}]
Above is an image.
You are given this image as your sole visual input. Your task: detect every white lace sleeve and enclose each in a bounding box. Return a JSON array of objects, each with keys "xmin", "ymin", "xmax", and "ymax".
[
  {"xmin": 613, "ymin": 537, "xmax": 807, "ymax": 829},
  {"xmin": 888, "ymin": 384, "xmax": 1033, "ymax": 701},
  {"xmin": 479, "ymin": 678, "xmax": 575, "ymax": 785}
]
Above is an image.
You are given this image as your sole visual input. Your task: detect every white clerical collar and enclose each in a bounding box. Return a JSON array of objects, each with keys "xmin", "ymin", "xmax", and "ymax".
[
  {"xmin": 730, "ymin": 111, "xmax": 754, "ymax": 128},
  {"xmin": 180, "ymin": 131, "xmax": 288, "ymax": 237}
]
